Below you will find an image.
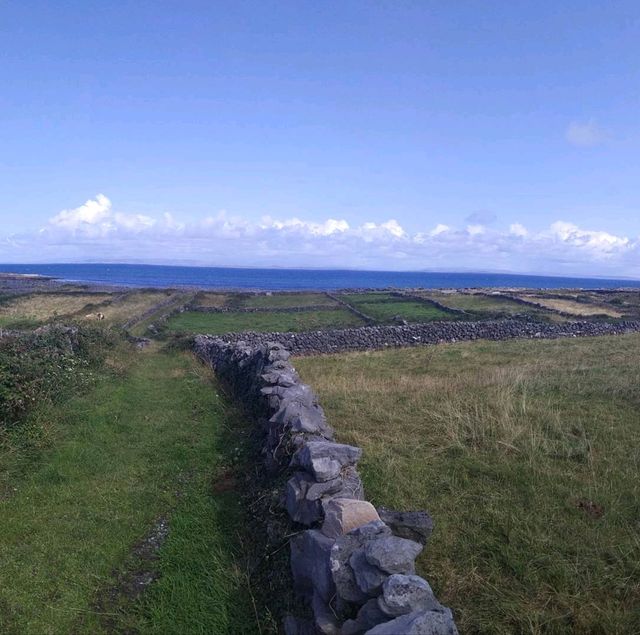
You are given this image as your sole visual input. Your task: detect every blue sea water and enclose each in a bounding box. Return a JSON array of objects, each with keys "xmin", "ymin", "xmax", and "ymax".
[{"xmin": 1, "ymin": 263, "xmax": 639, "ymax": 291}]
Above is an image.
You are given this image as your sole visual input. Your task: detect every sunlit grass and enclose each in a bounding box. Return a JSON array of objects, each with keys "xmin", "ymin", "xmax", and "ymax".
[
  {"xmin": 0, "ymin": 345, "xmax": 259, "ymax": 634},
  {"xmin": 166, "ymin": 307, "xmax": 365, "ymax": 334},
  {"xmin": 296, "ymin": 334, "xmax": 640, "ymax": 634}
]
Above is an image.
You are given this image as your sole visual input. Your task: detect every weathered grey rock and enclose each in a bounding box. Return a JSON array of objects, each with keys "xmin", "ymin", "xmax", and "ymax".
[
  {"xmin": 261, "ymin": 367, "xmax": 299, "ymax": 387},
  {"xmin": 340, "ymin": 598, "xmax": 391, "ymax": 635},
  {"xmin": 270, "ymin": 400, "xmax": 333, "ymax": 436},
  {"xmin": 377, "ymin": 508, "xmax": 434, "ymax": 545},
  {"xmin": 330, "ymin": 521, "xmax": 392, "ymax": 604},
  {"xmin": 377, "ymin": 574, "xmax": 440, "ymax": 617},
  {"xmin": 266, "ymin": 342, "xmax": 291, "ymax": 362},
  {"xmin": 349, "ymin": 549, "xmax": 387, "ymax": 596},
  {"xmin": 286, "ymin": 470, "xmax": 365, "ymax": 528},
  {"xmin": 308, "ymin": 477, "xmax": 347, "ymax": 501},
  {"xmin": 286, "ymin": 472, "xmax": 323, "ymax": 525},
  {"xmin": 322, "ymin": 499, "xmax": 381, "ymax": 539},
  {"xmin": 293, "ymin": 441, "xmax": 362, "ymax": 482},
  {"xmin": 364, "ymin": 608, "xmax": 458, "ymax": 634},
  {"xmin": 364, "ymin": 536, "xmax": 423, "ymax": 574},
  {"xmin": 290, "ymin": 529, "xmax": 336, "ymax": 602}
]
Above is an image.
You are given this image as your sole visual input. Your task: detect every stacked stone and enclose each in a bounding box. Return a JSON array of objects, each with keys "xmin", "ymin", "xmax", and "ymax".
[
  {"xmin": 194, "ymin": 337, "xmax": 458, "ymax": 635},
  {"xmin": 197, "ymin": 318, "xmax": 640, "ymax": 357}
]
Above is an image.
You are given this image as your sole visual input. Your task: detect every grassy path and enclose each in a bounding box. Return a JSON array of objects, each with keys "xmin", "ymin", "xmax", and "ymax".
[{"xmin": 0, "ymin": 344, "xmax": 258, "ymax": 634}]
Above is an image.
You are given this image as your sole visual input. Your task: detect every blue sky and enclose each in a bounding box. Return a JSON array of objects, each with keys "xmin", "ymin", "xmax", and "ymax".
[{"xmin": 1, "ymin": 1, "xmax": 639, "ymax": 276}]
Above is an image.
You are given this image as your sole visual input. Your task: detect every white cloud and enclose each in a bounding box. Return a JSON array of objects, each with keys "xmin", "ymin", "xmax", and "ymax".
[
  {"xmin": 565, "ymin": 119, "xmax": 607, "ymax": 147},
  {"xmin": 3, "ymin": 194, "xmax": 639, "ymax": 278},
  {"xmin": 49, "ymin": 194, "xmax": 113, "ymax": 230},
  {"xmin": 466, "ymin": 224, "xmax": 485, "ymax": 236},
  {"xmin": 509, "ymin": 223, "xmax": 528, "ymax": 237},
  {"xmin": 549, "ymin": 221, "xmax": 629, "ymax": 256},
  {"xmin": 48, "ymin": 194, "xmax": 156, "ymax": 237},
  {"xmin": 262, "ymin": 216, "xmax": 350, "ymax": 236}
]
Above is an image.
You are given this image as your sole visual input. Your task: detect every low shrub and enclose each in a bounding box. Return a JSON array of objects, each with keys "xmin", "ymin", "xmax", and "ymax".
[{"xmin": 0, "ymin": 324, "xmax": 116, "ymax": 429}]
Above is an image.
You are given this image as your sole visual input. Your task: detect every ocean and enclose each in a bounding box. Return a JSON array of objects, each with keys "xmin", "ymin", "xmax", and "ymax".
[{"xmin": 1, "ymin": 263, "xmax": 639, "ymax": 291}]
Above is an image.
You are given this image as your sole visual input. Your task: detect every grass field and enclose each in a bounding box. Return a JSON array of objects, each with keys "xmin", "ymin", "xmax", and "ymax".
[
  {"xmin": 356, "ymin": 300, "xmax": 452, "ymax": 322},
  {"xmin": 166, "ymin": 307, "xmax": 365, "ymax": 334},
  {"xmin": 340, "ymin": 293, "xmax": 454, "ymax": 323},
  {"xmin": 96, "ymin": 291, "xmax": 179, "ymax": 325},
  {"xmin": 296, "ymin": 334, "xmax": 640, "ymax": 634},
  {"xmin": 0, "ymin": 343, "xmax": 261, "ymax": 634},
  {"xmin": 0, "ymin": 290, "xmax": 186, "ymax": 329},
  {"xmin": 425, "ymin": 293, "xmax": 535, "ymax": 315},
  {"xmin": 193, "ymin": 292, "xmax": 230, "ymax": 308},
  {"xmin": 0, "ymin": 292, "xmax": 112, "ymax": 325},
  {"xmin": 340, "ymin": 292, "xmax": 398, "ymax": 304},
  {"xmin": 128, "ymin": 292, "xmax": 195, "ymax": 337},
  {"xmin": 519, "ymin": 295, "xmax": 623, "ymax": 318},
  {"xmin": 239, "ymin": 292, "xmax": 337, "ymax": 309}
]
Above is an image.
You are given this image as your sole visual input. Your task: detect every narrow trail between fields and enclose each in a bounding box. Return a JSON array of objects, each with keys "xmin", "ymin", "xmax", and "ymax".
[{"xmin": 0, "ymin": 344, "xmax": 260, "ymax": 635}]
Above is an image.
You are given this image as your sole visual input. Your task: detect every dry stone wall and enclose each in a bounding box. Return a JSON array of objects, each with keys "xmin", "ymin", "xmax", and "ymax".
[
  {"xmin": 195, "ymin": 337, "xmax": 458, "ymax": 635},
  {"xmin": 197, "ymin": 318, "xmax": 640, "ymax": 357}
]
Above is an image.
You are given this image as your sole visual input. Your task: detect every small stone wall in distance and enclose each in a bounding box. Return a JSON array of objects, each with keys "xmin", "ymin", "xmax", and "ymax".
[
  {"xmin": 195, "ymin": 337, "xmax": 458, "ymax": 635},
  {"xmin": 200, "ymin": 318, "xmax": 640, "ymax": 356}
]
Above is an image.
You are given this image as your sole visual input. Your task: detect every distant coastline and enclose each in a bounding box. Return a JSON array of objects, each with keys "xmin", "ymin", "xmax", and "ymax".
[{"xmin": 1, "ymin": 263, "xmax": 639, "ymax": 292}]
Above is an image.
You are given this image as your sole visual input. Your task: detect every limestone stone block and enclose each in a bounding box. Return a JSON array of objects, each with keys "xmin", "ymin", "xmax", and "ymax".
[{"xmin": 322, "ymin": 498, "xmax": 381, "ymax": 539}]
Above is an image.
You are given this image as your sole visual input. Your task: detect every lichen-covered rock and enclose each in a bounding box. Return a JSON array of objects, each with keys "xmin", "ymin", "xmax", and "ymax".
[
  {"xmin": 292, "ymin": 441, "xmax": 362, "ymax": 482},
  {"xmin": 364, "ymin": 536, "xmax": 422, "ymax": 575},
  {"xmin": 364, "ymin": 608, "xmax": 458, "ymax": 634},
  {"xmin": 377, "ymin": 508, "xmax": 434, "ymax": 545},
  {"xmin": 377, "ymin": 574, "xmax": 441, "ymax": 617}
]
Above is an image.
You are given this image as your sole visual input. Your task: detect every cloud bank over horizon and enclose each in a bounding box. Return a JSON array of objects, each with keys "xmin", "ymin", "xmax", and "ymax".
[{"xmin": 2, "ymin": 195, "xmax": 639, "ymax": 279}]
